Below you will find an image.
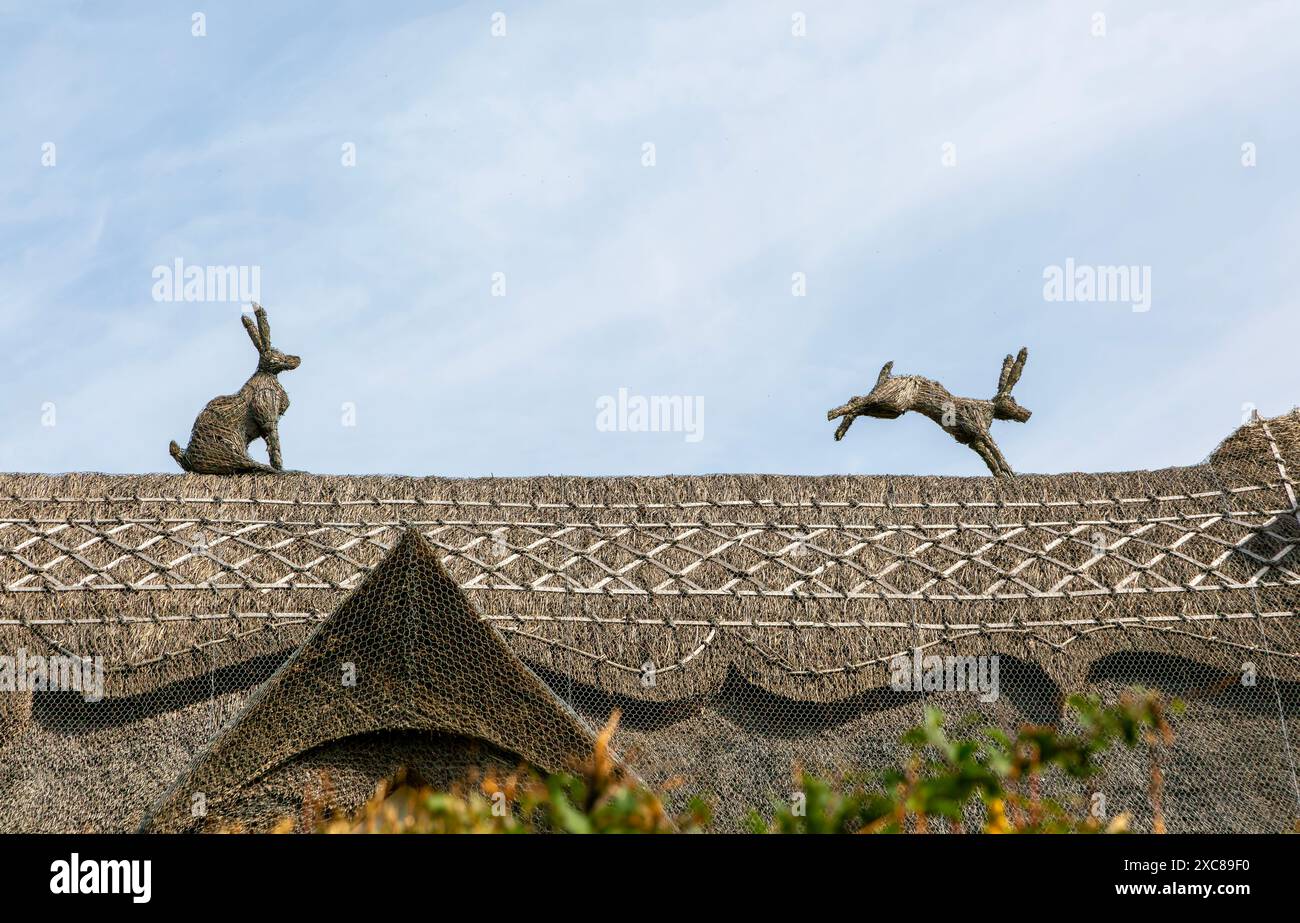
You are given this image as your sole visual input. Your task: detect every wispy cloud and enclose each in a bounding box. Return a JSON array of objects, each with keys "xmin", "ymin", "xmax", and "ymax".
[{"xmin": 1, "ymin": 0, "xmax": 1296, "ymax": 476}]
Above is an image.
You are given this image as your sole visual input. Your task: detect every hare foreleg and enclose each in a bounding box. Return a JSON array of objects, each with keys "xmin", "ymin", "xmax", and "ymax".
[
  {"xmin": 987, "ymin": 439, "xmax": 1013, "ymax": 477},
  {"xmin": 249, "ymin": 389, "xmax": 286, "ymax": 470},
  {"xmin": 262, "ymin": 420, "xmax": 283, "ymax": 470},
  {"xmin": 971, "ymin": 436, "xmax": 1012, "ymax": 477}
]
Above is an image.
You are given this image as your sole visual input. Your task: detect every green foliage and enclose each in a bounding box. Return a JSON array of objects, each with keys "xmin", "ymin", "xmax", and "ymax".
[
  {"xmin": 746, "ymin": 772, "xmax": 896, "ymax": 834},
  {"xmin": 756, "ymin": 689, "xmax": 1181, "ymax": 834},
  {"xmin": 303, "ymin": 690, "xmax": 1180, "ymax": 834},
  {"xmin": 306, "ymin": 711, "xmax": 710, "ymax": 834}
]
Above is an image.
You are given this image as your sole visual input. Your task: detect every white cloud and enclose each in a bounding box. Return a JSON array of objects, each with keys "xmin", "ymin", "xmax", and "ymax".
[{"xmin": 1, "ymin": 0, "xmax": 1296, "ymax": 475}]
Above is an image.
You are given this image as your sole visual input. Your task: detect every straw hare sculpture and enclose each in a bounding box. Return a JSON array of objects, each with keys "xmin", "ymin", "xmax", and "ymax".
[
  {"xmin": 827, "ymin": 348, "xmax": 1031, "ymax": 477},
  {"xmin": 169, "ymin": 304, "xmax": 301, "ymax": 474}
]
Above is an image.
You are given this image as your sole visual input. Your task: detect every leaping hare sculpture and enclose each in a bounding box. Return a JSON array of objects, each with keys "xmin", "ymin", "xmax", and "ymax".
[
  {"xmin": 169, "ymin": 304, "xmax": 301, "ymax": 474},
  {"xmin": 827, "ymin": 348, "xmax": 1031, "ymax": 477}
]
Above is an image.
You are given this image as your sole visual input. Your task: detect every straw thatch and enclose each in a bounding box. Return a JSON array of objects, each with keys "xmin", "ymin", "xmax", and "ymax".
[
  {"xmin": 138, "ymin": 529, "xmax": 595, "ymax": 832},
  {"xmin": 0, "ymin": 409, "xmax": 1297, "ymax": 832}
]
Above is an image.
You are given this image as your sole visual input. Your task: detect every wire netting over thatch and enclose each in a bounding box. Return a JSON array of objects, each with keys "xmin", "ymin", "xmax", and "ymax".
[
  {"xmin": 1, "ymin": 411, "xmax": 1298, "ymax": 832},
  {"xmin": 139, "ymin": 529, "xmax": 595, "ymax": 832}
]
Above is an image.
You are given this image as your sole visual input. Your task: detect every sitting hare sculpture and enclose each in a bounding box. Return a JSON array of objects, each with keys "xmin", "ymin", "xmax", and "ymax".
[{"xmin": 169, "ymin": 304, "xmax": 301, "ymax": 474}]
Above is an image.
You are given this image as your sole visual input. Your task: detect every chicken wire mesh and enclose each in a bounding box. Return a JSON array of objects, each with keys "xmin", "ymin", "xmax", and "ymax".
[{"xmin": 1, "ymin": 412, "xmax": 1298, "ymax": 833}]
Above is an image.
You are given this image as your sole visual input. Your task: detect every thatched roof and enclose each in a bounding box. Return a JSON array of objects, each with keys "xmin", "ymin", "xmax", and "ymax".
[
  {"xmin": 2, "ymin": 410, "xmax": 1295, "ymax": 696},
  {"xmin": 1, "ymin": 410, "xmax": 1297, "ymax": 832}
]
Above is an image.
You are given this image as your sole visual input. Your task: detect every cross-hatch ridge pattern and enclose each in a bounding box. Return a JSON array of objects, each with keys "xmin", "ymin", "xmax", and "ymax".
[{"xmin": 0, "ymin": 492, "xmax": 1294, "ymax": 601}]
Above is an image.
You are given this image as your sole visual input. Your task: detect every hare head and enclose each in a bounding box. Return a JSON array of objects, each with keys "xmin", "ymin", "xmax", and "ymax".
[{"xmin": 241, "ymin": 303, "xmax": 301, "ymax": 374}]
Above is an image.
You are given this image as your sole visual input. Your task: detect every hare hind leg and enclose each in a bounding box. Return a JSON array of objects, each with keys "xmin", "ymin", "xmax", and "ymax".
[{"xmin": 181, "ymin": 433, "xmax": 278, "ymax": 475}]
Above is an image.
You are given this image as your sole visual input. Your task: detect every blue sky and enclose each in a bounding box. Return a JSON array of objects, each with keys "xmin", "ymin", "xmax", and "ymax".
[{"xmin": 1, "ymin": 0, "xmax": 1296, "ymax": 477}]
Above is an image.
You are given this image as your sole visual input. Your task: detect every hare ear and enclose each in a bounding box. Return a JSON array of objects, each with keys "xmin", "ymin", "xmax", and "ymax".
[
  {"xmin": 255, "ymin": 305, "xmax": 271, "ymax": 347},
  {"xmin": 241, "ymin": 313, "xmax": 264, "ymax": 352},
  {"xmin": 1005, "ymin": 347, "xmax": 1028, "ymax": 389},
  {"xmin": 997, "ymin": 348, "xmax": 1028, "ymax": 395}
]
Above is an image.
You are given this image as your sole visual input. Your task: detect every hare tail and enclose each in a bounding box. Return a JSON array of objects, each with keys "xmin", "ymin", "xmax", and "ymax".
[{"xmin": 169, "ymin": 441, "xmax": 191, "ymax": 472}]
